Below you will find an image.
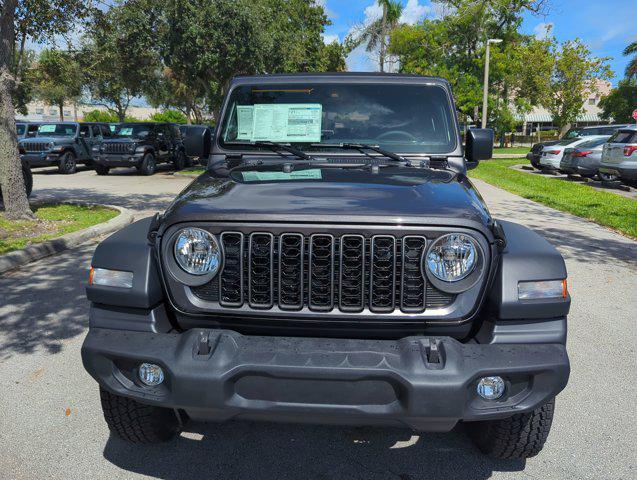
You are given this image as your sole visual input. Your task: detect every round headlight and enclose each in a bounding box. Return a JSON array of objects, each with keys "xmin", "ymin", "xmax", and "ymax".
[
  {"xmin": 426, "ymin": 233, "xmax": 477, "ymax": 282},
  {"xmin": 173, "ymin": 228, "xmax": 221, "ymax": 276}
]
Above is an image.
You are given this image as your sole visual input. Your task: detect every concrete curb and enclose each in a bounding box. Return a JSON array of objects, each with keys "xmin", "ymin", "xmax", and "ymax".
[{"xmin": 0, "ymin": 203, "xmax": 134, "ymax": 275}]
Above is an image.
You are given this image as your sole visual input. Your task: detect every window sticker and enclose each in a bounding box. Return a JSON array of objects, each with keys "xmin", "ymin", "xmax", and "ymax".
[
  {"xmin": 118, "ymin": 127, "xmax": 133, "ymax": 136},
  {"xmin": 236, "ymin": 105, "xmax": 254, "ymax": 140},
  {"xmin": 251, "ymin": 104, "xmax": 322, "ymax": 143},
  {"xmin": 241, "ymin": 169, "xmax": 323, "ymax": 182},
  {"xmin": 39, "ymin": 124, "xmax": 57, "ymax": 133}
]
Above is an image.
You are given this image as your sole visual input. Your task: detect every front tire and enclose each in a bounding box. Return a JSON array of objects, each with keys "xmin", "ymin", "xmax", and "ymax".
[
  {"xmin": 466, "ymin": 398, "xmax": 555, "ymax": 459},
  {"xmin": 138, "ymin": 153, "xmax": 156, "ymax": 176},
  {"xmin": 100, "ymin": 387, "xmax": 182, "ymax": 443},
  {"xmin": 173, "ymin": 150, "xmax": 186, "ymax": 171},
  {"xmin": 58, "ymin": 151, "xmax": 77, "ymax": 174},
  {"xmin": 94, "ymin": 164, "xmax": 110, "ymax": 176}
]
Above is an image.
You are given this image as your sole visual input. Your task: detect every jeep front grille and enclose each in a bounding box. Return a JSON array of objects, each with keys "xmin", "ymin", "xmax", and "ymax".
[
  {"xmin": 103, "ymin": 142, "xmax": 131, "ymax": 154},
  {"xmin": 192, "ymin": 231, "xmax": 455, "ymax": 313},
  {"xmin": 23, "ymin": 142, "xmax": 49, "ymax": 152}
]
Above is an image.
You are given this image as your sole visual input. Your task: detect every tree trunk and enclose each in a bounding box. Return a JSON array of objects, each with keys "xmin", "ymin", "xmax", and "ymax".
[
  {"xmin": 59, "ymin": 102, "xmax": 64, "ymax": 121},
  {"xmin": 0, "ymin": 0, "xmax": 34, "ymax": 220},
  {"xmin": 379, "ymin": 3, "xmax": 388, "ymax": 73}
]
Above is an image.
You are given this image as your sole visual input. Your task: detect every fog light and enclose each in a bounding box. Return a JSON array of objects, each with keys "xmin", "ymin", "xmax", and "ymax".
[
  {"xmin": 138, "ymin": 363, "xmax": 164, "ymax": 386},
  {"xmin": 477, "ymin": 376, "xmax": 505, "ymax": 400}
]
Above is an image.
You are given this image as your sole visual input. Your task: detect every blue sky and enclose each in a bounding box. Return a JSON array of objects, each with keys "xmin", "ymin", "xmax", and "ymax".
[{"xmin": 320, "ymin": 0, "xmax": 636, "ymax": 83}]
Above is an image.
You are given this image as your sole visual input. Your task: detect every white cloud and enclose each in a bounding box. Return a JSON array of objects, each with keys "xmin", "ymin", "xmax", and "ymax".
[
  {"xmin": 322, "ymin": 33, "xmax": 339, "ymax": 44},
  {"xmin": 400, "ymin": 0, "xmax": 431, "ymax": 25},
  {"xmin": 533, "ymin": 22, "xmax": 553, "ymax": 40}
]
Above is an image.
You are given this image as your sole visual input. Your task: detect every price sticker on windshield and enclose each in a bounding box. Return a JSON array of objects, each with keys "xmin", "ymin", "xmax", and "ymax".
[{"xmin": 251, "ymin": 104, "xmax": 322, "ymax": 143}]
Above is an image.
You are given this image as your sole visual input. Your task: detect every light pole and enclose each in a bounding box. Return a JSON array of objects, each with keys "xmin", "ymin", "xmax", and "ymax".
[{"xmin": 481, "ymin": 38, "xmax": 502, "ymax": 129}]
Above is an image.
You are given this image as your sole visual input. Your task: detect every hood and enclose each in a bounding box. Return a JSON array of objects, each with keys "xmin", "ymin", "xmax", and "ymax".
[
  {"xmin": 21, "ymin": 136, "xmax": 73, "ymax": 145},
  {"xmin": 161, "ymin": 165, "xmax": 492, "ymax": 233},
  {"xmin": 103, "ymin": 137, "xmax": 138, "ymax": 143}
]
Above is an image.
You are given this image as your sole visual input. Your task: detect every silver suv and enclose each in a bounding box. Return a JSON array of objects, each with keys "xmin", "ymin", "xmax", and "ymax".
[{"xmin": 599, "ymin": 125, "xmax": 637, "ymax": 184}]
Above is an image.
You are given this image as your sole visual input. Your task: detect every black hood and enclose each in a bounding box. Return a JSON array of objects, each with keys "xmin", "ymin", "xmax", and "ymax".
[
  {"xmin": 21, "ymin": 136, "xmax": 73, "ymax": 144},
  {"xmin": 161, "ymin": 165, "xmax": 492, "ymax": 235}
]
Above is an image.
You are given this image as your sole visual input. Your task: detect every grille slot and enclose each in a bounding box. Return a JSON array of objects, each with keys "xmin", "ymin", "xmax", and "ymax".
[
  {"xmin": 401, "ymin": 236, "xmax": 427, "ymax": 313},
  {"xmin": 370, "ymin": 236, "xmax": 397, "ymax": 313},
  {"xmin": 219, "ymin": 232, "xmax": 244, "ymax": 307},
  {"xmin": 339, "ymin": 235, "xmax": 365, "ymax": 312},
  {"xmin": 248, "ymin": 233, "xmax": 274, "ymax": 308},
  {"xmin": 309, "ymin": 234, "xmax": 335, "ymax": 311},
  {"xmin": 278, "ymin": 233, "xmax": 304, "ymax": 310}
]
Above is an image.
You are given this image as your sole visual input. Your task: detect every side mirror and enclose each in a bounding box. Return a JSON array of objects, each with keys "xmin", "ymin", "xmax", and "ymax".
[{"xmin": 465, "ymin": 128, "xmax": 494, "ymax": 170}]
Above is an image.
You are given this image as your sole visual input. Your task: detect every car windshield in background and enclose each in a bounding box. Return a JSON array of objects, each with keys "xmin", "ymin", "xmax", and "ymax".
[
  {"xmin": 37, "ymin": 123, "xmax": 77, "ymax": 136},
  {"xmin": 609, "ymin": 130, "xmax": 637, "ymax": 144},
  {"xmin": 562, "ymin": 129, "xmax": 582, "ymax": 139},
  {"xmin": 16, "ymin": 124, "xmax": 26, "ymax": 135},
  {"xmin": 555, "ymin": 138, "xmax": 581, "ymax": 146},
  {"xmin": 219, "ymin": 83, "xmax": 457, "ymax": 154},
  {"xmin": 578, "ymin": 137, "xmax": 609, "ymax": 149},
  {"xmin": 114, "ymin": 124, "xmax": 151, "ymax": 139}
]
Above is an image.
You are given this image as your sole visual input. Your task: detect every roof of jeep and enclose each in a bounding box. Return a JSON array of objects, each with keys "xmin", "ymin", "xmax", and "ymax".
[{"xmin": 230, "ymin": 72, "xmax": 451, "ymax": 86}]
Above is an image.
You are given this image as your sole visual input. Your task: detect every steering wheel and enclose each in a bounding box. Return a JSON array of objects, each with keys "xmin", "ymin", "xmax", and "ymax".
[{"xmin": 376, "ymin": 130, "xmax": 417, "ymax": 142}]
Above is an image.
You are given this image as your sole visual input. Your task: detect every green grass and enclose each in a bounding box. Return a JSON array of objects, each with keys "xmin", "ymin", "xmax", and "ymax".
[
  {"xmin": 179, "ymin": 168, "xmax": 205, "ymax": 175},
  {"xmin": 492, "ymin": 146, "xmax": 530, "ymax": 154},
  {"xmin": 469, "ymin": 159, "xmax": 637, "ymax": 238},
  {"xmin": 0, "ymin": 204, "xmax": 119, "ymax": 255}
]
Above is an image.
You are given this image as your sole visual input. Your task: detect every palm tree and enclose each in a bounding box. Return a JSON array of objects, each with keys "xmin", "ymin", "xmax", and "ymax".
[
  {"xmin": 624, "ymin": 41, "xmax": 637, "ymax": 79},
  {"xmin": 346, "ymin": 0, "xmax": 403, "ymax": 72}
]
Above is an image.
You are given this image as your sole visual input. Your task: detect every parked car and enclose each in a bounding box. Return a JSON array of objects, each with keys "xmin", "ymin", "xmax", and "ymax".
[
  {"xmin": 18, "ymin": 122, "xmax": 111, "ymax": 174},
  {"xmin": 527, "ymin": 124, "xmax": 628, "ymax": 169},
  {"xmin": 558, "ymin": 136, "xmax": 610, "ymax": 177},
  {"xmin": 179, "ymin": 124, "xmax": 213, "ymax": 165},
  {"xmin": 539, "ymin": 135, "xmax": 610, "ymax": 171},
  {"xmin": 82, "ymin": 73, "xmax": 570, "ymax": 460},
  {"xmin": 599, "ymin": 125, "xmax": 637, "ymax": 184},
  {"xmin": 92, "ymin": 122, "xmax": 187, "ymax": 176},
  {"xmin": 16, "ymin": 121, "xmax": 40, "ymax": 139}
]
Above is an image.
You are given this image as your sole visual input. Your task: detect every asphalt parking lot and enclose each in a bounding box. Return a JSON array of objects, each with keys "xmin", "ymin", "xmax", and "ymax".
[{"xmin": 1, "ymin": 166, "xmax": 636, "ymax": 479}]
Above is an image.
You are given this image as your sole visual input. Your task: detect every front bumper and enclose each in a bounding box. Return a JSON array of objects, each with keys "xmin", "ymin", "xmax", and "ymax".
[
  {"xmin": 82, "ymin": 328, "xmax": 570, "ymax": 431},
  {"xmin": 599, "ymin": 162, "xmax": 637, "ymax": 181},
  {"xmin": 94, "ymin": 153, "xmax": 143, "ymax": 167},
  {"xmin": 20, "ymin": 152, "xmax": 59, "ymax": 167}
]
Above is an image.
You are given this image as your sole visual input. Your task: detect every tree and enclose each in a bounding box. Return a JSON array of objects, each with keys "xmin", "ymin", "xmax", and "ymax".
[
  {"xmin": 81, "ymin": 109, "xmax": 141, "ymax": 123},
  {"xmin": 346, "ymin": 0, "xmax": 403, "ymax": 72},
  {"xmin": 31, "ymin": 49, "xmax": 83, "ymax": 120},
  {"xmin": 544, "ymin": 39, "xmax": 612, "ymax": 134},
  {"xmin": 599, "ymin": 79, "xmax": 637, "ymax": 123},
  {"xmin": 81, "ymin": 0, "xmax": 160, "ymax": 121},
  {"xmin": 0, "ymin": 0, "xmax": 88, "ymax": 219},
  {"xmin": 624, "ymin": 41, "xmax": 637, "ymax": 80},
  {"xmin": 319, "ymin": 41, "xmax": 348, "ymax": 72},
  {"xmin": 149, "ymin": 109, "xmax": 188, "ymax": 124}
]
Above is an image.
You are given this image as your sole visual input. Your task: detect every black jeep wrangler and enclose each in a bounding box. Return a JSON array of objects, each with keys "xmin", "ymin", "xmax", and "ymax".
[
  {"xmin": 82, "ymin": 74, "xmax": 570, "ymax": 459},
  {"xmin": 18, "ymin": 122, "xmax": 111, "ymax": 174},
  {"xmin": 92, "ymin": 122, "xmax": 187, "ymax": 176}
]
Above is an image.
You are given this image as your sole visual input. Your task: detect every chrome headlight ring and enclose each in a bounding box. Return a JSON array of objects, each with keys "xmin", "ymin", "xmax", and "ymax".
[
  {"xmin": 164, "ymin": 227, "xmax": 223, "ymax": 286},
  {"xmin": 422, "ymin": 233, "xmax": 485, "ymax": 294}
]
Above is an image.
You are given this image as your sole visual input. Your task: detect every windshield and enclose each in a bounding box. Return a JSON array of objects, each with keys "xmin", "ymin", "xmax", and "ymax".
[
  {"xmin": 114, "ymin": 124, "xmax": 152, "ymax": 139},
  {"xmin": 219, "ymin": 83, "xmax": 457, "ymax": 154},
  {"xmin": 578, "ymin": 137, "xmax": 609, "ymax": 149},
  {"xmin": 16, "ymin": 124, "xmax": 25, "ymax": 135},
  {"xmin": 37, "ymin": 123, "xmax": 77, "ymax": 136}
]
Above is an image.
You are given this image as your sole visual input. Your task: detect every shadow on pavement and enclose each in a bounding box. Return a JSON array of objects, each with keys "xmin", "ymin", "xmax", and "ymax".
[
  {"xmin": 103, "ymin": 421, "xmax": 524, "ymax": 479},
  {"xmin": 32, "ymin": 187, "xmax": 176, "ymax": 213},
  {"xmin": 0, "ymin": 243, "xmax": 95, "ymax": 360}
]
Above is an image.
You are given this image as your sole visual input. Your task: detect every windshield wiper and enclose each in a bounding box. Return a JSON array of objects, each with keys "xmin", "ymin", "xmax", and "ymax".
[
  {"xmin": 226, "ymin": 140, "xmax": 317, "ymax": 161},
  {"xmin": 310, "ymin": 143, "xmax": 407, "ymax": 162}
]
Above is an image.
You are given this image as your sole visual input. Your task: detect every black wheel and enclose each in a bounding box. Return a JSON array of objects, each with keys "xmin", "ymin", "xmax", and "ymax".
[
  {"xmin": 58, "ymin": 151, "xmax": 77, "ymax": 174},
  {"xmin": 138, "ymin": 153, "xmax": 156, "ymax": 176},
  {"xmin": 22, "ymin": 165, "xmax": 33, "ymax": 197},
  {"xmin": 467, "ymin": 398, "xmax": 555, "ymax": 459},
  {"xmin": 100, "ymin": 387, "xmax": 182, "ymax": 443},
  {"xmin": 599, "ymin": 171, "xmax": 618, "ymax": 183},
  {"xmin": 95, "ymin": 164, "xmax": 110, "ymax": 176},
  {"xmin": 173, "ymin": 150, "xmax": 186, "ymax": 171}
]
